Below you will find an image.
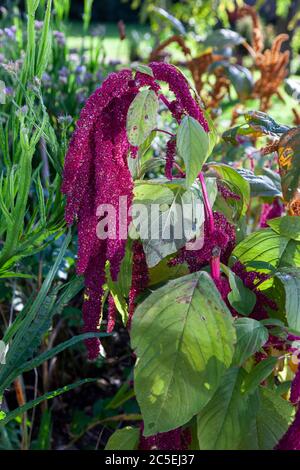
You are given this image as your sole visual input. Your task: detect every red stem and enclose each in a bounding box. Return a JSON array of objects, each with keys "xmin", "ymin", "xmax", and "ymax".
[{"xmin": 153, "ymin": 128, "xmax": 175, "ymax": 138}]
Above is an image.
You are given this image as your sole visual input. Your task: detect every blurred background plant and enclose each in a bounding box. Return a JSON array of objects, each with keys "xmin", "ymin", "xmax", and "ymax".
[{"xmin": 0, "ymin": 0, "xmax": 299, "ymax": 450}]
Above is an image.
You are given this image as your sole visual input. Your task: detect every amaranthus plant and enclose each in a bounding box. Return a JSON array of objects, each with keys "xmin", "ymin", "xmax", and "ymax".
[{"xmin": 62, "ymin": 58, "xmax": 300, "ymax": 450}]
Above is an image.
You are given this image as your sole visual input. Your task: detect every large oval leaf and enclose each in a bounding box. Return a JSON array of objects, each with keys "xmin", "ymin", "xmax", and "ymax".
[
  {"xmin": 232, "ymin": 318, "xmax": 269, "ymax": 366},
  {"xmin": 204, "ymin": 29, "xmax": 245, "ymax": 49},
  {"xmin": 126, "ymin": 89, "xmax": 159, "ymax": 146},
  {"xmin": 177, "ymin": 116, "xmax": 209, "ymax": 188},
  {"xmin": 131, "ymin": 271, "xmax": 235, "ymax": 436},
  {"xmin": 240, "ymin": 387, "xmax": 294, "ymax": 450},
  {"xmin": 231, "ymin": 229, "xmax": 289, "ymax": 269},
  {"xmin": 197, "ymin": 367, "xmax": 258, "ymax": 450},
  {"xmin": 278, "ymin": 127, "xmax": 300, "ymax": 209},
  {"xmin": 105, "ymin": 427, "xmax": 140, "ymax": 450},
  {"xmin": 275, "ymin": 268, "xmax": 300, "ymax": 332}
]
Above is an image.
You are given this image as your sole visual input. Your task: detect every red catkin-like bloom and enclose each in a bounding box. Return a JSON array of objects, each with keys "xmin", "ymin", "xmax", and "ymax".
[
  {"xmin": 217, "ymin": 180, "xmax": 241, "ymax": 201},
  {"xmin": 169, "ymin": 211, "xmax": 235, "ymax": 273},
  {"xmin": 291, "ymin": 366, "xmax": 300, "ymax": 405},
  {"xmin": 259, "ymin": 198, "xmax": 283, "ymax": 228},
  {"xmin": 149, "ymin": 62, "xmax": 209, "ymax": 131},
  {"xmin": 62, "ymin": 63, "xmax": 208, "ymax": 358},
  {"xmin": 62, "ymin": 70, "xmax": 136, "ymax": 358},
  {"xmin": 165, "ymin": 138, "xmax": 176, "ymax": 180},
  {"xmin": 128, "ymin": 241, "xmax": 149, "ymax": 328},
  {"xmin": 107, "ymin": 294, "xmax": 117, "ymax": 334},
  {"xmin": 139, "ymin": 427, "xmax": 191, "ymax": 451},
  {"xmin": 231, "ymin": 261, "xmax": 277, "ymax": 320},
  {"xmin": 276, "ymin": 407, "xmax": 300, "ymax": 450}
]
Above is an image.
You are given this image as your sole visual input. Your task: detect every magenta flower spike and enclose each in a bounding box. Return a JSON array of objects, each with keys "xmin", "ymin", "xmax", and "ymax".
[{"xmin": 62, "ymin": 63, "xmax": 209, "ymax": 359}]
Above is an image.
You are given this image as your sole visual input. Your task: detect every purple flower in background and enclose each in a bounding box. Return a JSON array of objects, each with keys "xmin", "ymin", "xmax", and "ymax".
[
  {"xmin": 53, "ymin": 30, "xmax": 66, "ymax": 46},
  {"xmin": 35, "ymin": 20, "xmax": 43, "ymax": 30},
  {"xmin": 4, "ymin": 26, "xmax": 16, "ymax": 40},
  {"xmin": 41, "ymin": 72, "xmax": 52, "ymax": 87},
  {"xmin": 259, "ymin": 198, "xmax": 283, "ymax": 228},
  {"xmin": 58, "ymin": 66, "xmax": 69, "ymax": 84}
]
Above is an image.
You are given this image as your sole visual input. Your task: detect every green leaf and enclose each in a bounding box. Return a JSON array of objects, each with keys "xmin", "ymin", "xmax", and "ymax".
[
  {"xmin": 0, "ymin": 379, "xmax": 97, "ymax": 426},
  {"xmin": 152, "ymin": 6, "xmax": 186, "ymax": 34},
  {"xmin": 242, "ymin": 387, "xmax": 294, "ymax": 450},
  {"xmin": 135, "ymin": 64, "xmax": 154, "ymax": 77},
  {"xmin": 105, "ymin": 261, "xmax": 128, "ymax": 324},
  {"xmin": 209, "ymin": 163, "xmax": 250, "ymax": 216},
  {"xmin": 36, "ymin": 410, "xmax": 52, "ymax": 450},
  {"xmin": 131, "ymin": 271, "xmax": 235, "ymax": 436},
  {"xmin": 105, "ymin": 427, "xmax": 140, "ymax": 450},
  {"xmin": 275, "ymin": 268, "xmax": 300, "ymax": 331},
  {"xmin": 243, "ymin": 357, "xmax": 278, "ymax": 395},
  {"xmin": 132, "ymin": 180, "xmax": 213, "ymax": 267},
  {"xmin": 227, "ymin": 270, "xmax": 256, "ymax": 316},
  {"xmin": 225, "ymin": 64, "xmax": 253, "ymax": 100},
  {"xmin": 197, "ymin": 367, "xmax": 258, "ymax": 450},
  {"xmin": 177, "ymin": 116, "xmax": 209, "ymax": 188},
  {"xmin": 15, "ymin": 332, "xmax": 108, "ymax": 377},
  {"xmin": 231, "ymin": 229, "xmax": 289, "ymax": 269},
  {"xmin": 203, "ymin": 109, "xmax": 218, "ymax": 155},
  {"xmin": 35, "ymin": 0, "xmax": 52, "ymax": 79},
  {"xmin": 268, "ymin": 216, "xmax": 300, "ymax": 241},
  {"xmin": 284, "ymin": 78, "xmax": 300, "ymax": 100},
  {"xmin": 126, "ymin": 89, "xmax": 158, "ymax": 146},
  {"xmin": 204, "ymin": 29, "xmax": 245, "ymax": 48},
  {"xmin": 237, "ymin": 169, "xmax": 282, "ymax": 198},
  {"xmin": 233, "ymin": 318, "xmax": 269, "ymax": 366},
  {"xmin": 244, "ymin": 111, "xmax": 290, "ymax": 136},
  {"xmin": 209, "ymin": 62, "xmax": 253, "ymax": 100},
  {"xmin": 0, "ymin": 234, "xmax": 73, "ymax": 393}
]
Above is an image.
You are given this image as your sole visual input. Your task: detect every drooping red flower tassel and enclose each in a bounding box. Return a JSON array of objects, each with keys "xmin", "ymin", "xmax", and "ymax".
[
  {"xmin": 62, "ymin": 70, "xmax": 136, "ymax": 358},
  {"xmin": 139, "ymin": 426, "xmax": 191, "ymax": 450},
  {"xmin": 165, "ymin": 138, "xmax": 176, "ymax": 180},
  {"xmin": 62, "ymin": 63, "xmax": 208, "ymax": 359},
  {"xmin": 291, "ymin": 365, "xmax": 300, "ymax": 405},
  {"xmin": 259, "ymin": 198, "xmax": 283, "ymax": 228},
  {"xmin": 276, "ymin": 406, "xmax": 300, "ymax": 450},
  {"xmin": 128, "ymin": 241, "xmax": 149, "ymax": 328}
]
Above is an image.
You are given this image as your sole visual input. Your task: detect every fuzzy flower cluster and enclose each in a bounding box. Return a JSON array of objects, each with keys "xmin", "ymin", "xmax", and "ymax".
[
  {"xmin": 169, "ymin": 211, "xmax": 235, "ymax": 273},
  {"xmin": 231, "ymin": 261, "xmax": 277, "ymax": 320},
  {"xmin": 128, "ymin": 241, "xmax": 149, "ymax": 328},
  {"xmin": 139, "ymin": 427, "xmax": 191, "ymax": 451},
  {"xmin": 62, "ymin": 63, "xmax": 208, "ymax": 359},
  {"xmin": 217, "ymin": 180, "xmax": 241, "ymax": 201},
  {"xmin": 291, "ymin": 366, "xmax": 300, "ymax": 405},
  {"xmin": 276, "ymin": 407, "xmax": 300, "ymax": 450},
  {"xmin": 259, "ymin": 198, "xmax": 283, "ymax": 228},
  {"xmin": 165, "ymin": 138, "xmax": 176, "ymax": 180}
]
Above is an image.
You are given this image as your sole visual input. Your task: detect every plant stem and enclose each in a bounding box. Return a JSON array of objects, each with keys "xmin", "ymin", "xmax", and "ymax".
[{"xmin": 153, "ymin": 128, "xmax": 175, "ymax": 138}]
